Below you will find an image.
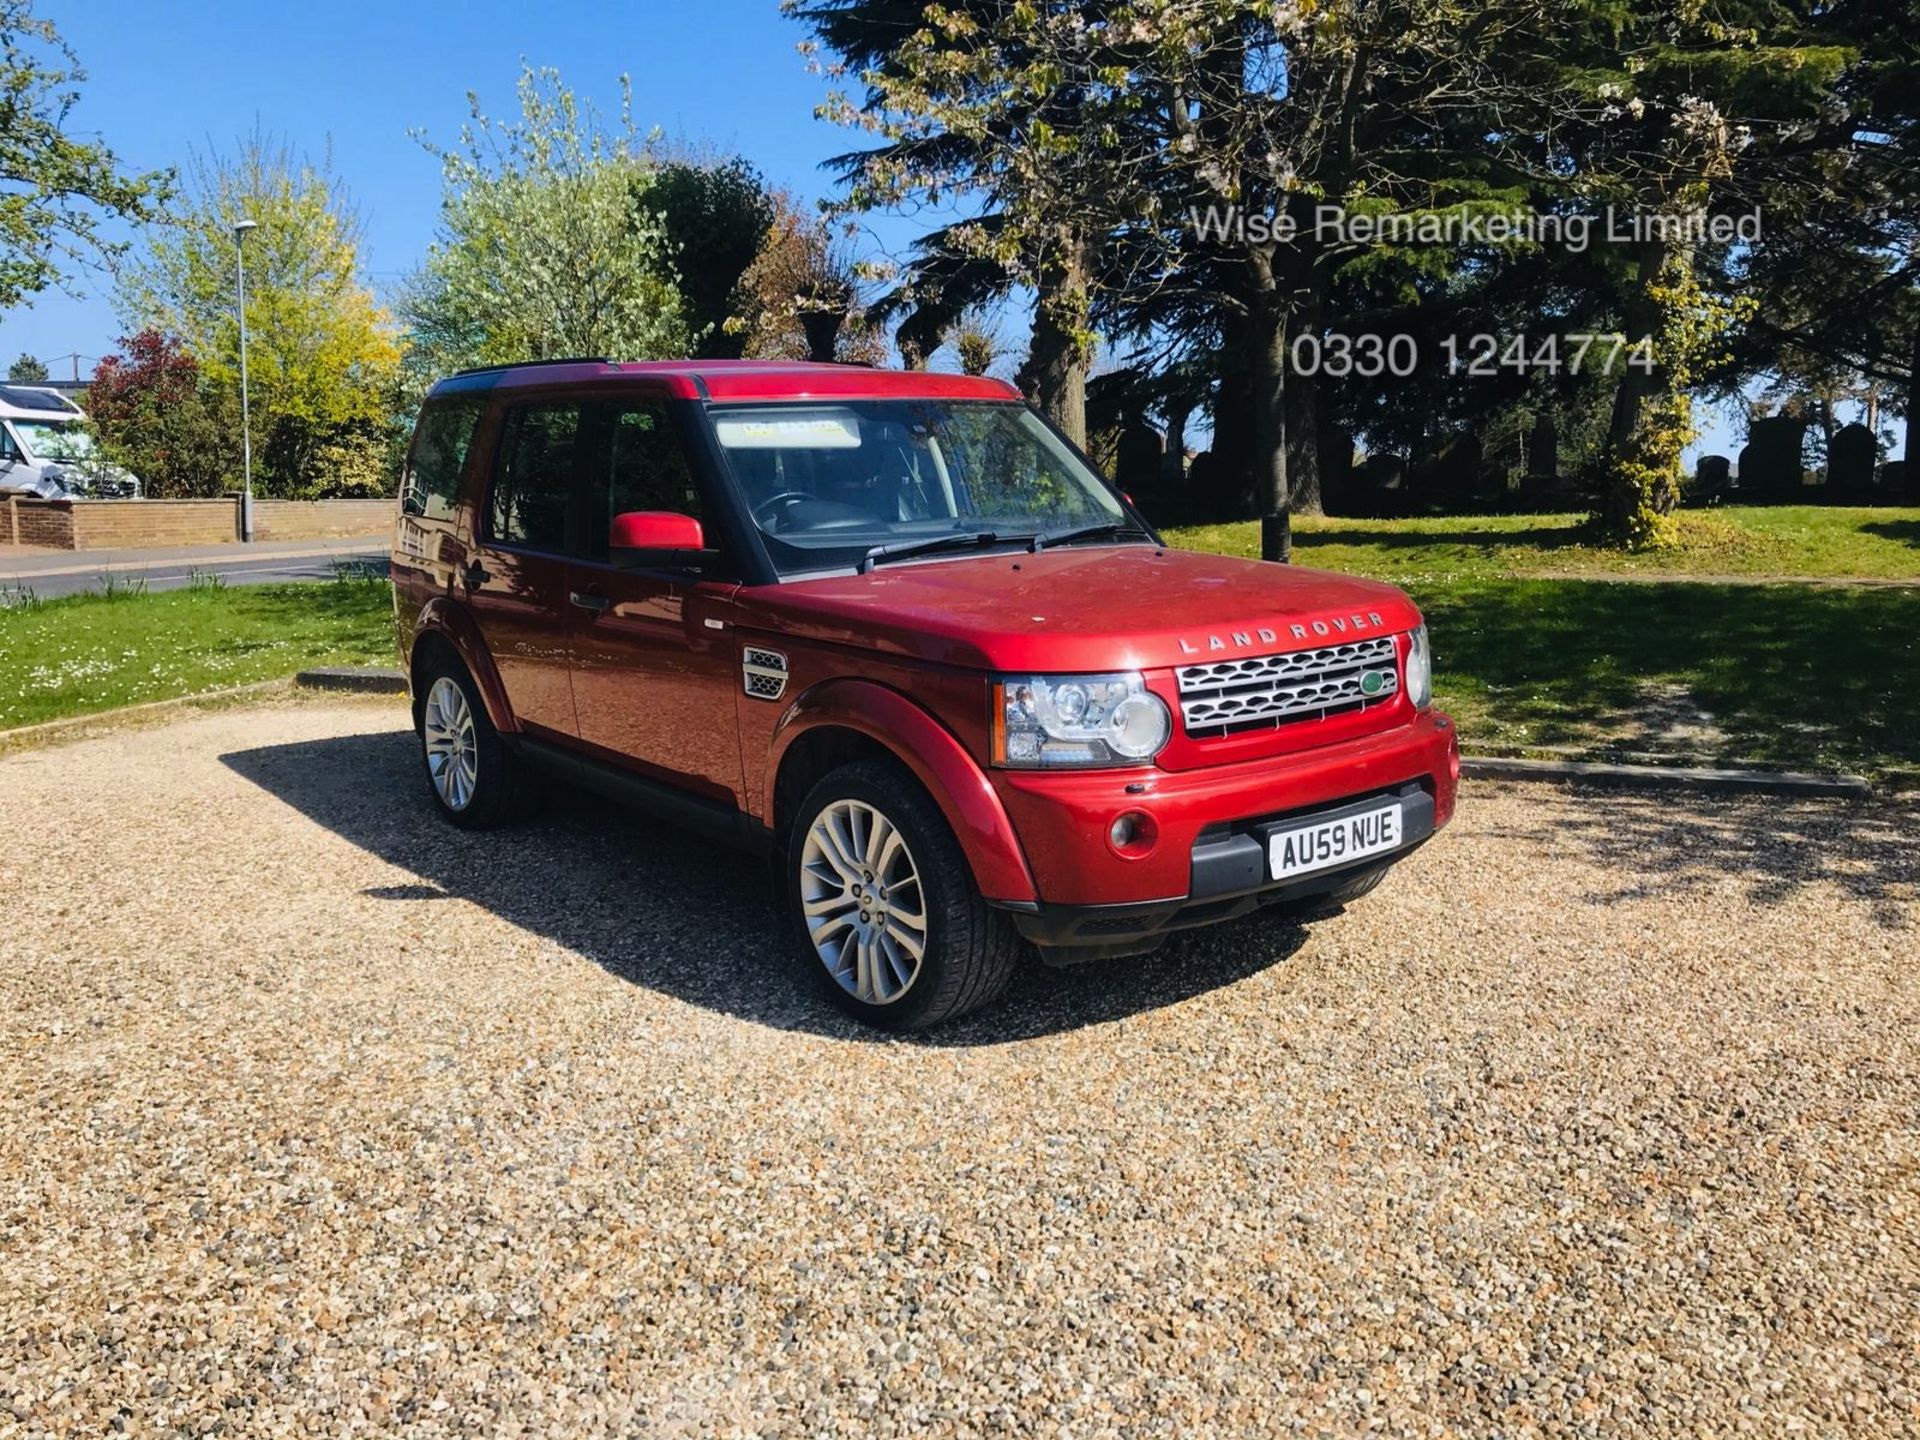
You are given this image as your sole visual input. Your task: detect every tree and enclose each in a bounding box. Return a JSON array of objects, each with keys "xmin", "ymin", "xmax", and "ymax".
[
  {"xmin": 729, "ymin": 188, "xmax": 885, "ymax": 363},
  {"xmin": 794, "ymin": 0, "xmax": 1155, "ymax": 446},
  {"xmin": 86, "ymin": 330, "xmax": 236, "ymax": 498},
  {"xmin": 802, "ymin": 0, "xmax": 1551, "ymax": 556},
  {"xmin": 1510, "ymin": 4, "xmax": 1847, "ymax": 545},
  {"xmin": 0, "ymin": 0, "xmax": 169, "ymax": 311},
  {"xmin": 403, "ymin": 66, "xmax": 691, "ymax": 375},
  {"xmin": 1705, "ymin": 0, "xmax": 1920, "ymax": 499},
  {"xmin": 644, "ymin": 156, "xmax": 775, "ymax": 358},
  {"xmin": 7, "ymin": 352, "xmax": 47, "ymax": 381},
  {"xmin": 115, "ymin": 136, "xmax": 402, "ymax": 497},
  {"xmin": 952, "ymin": 306, "xmax": 1003, "ymax": 375}
]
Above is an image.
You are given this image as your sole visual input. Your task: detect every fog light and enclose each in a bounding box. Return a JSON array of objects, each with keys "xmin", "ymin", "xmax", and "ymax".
[{"xmin": 1107, "ymin": 810, "xmax": 1157, "ymax": 858}]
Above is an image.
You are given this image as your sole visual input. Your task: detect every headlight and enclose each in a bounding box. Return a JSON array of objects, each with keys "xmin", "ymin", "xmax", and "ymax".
[
  {"xmin": 1405, "ymin": 624, "xmax": 1432, "ymax": 709},
  {"xmin": 992, "ymin": 672, "xmax": 1171, "ymax": 768}
]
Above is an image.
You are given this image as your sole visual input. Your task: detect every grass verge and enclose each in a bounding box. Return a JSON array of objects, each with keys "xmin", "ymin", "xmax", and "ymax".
[
  {"xmin": 0, "ymin": 576, "xmax": 392, "ymax": 729},
  {"xmin": 1416, "ymin": 578, "xmax": 1920, "ymax": 785},
  {"xmin": 1170, "ymin": 507, "xmax": 1919, "ymax": 783},
  {"xmin": 3, "ymin": 529, "xmax": 1914, "ymax": 785},
  {"xmin": 1166, "ymin": 505, "xmax": 1920, "ymax": 582}
]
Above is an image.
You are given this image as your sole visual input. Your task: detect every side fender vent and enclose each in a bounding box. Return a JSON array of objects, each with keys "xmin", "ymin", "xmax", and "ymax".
[{"xmin": 743, "ymin": 647, "xmax": 789, "ymax": 701}]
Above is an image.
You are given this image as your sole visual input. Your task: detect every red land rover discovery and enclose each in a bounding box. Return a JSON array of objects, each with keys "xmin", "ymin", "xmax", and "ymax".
[{"xmin": 391, "ymin": 359, "xmax": 1458, "ymax": 1029}]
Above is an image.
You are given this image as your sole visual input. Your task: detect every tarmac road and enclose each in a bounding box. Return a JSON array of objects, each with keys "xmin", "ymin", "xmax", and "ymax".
[{"xmin": 0, "ymin": 535, "xmax": 386, "ymax": 598}]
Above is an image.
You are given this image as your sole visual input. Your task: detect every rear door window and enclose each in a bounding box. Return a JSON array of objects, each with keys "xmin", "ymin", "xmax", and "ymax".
[
  {"xmin": 400, "ymin": 398, "xmax": 481, "ymax": 521},
  {"xmin": 487, "ymin": 402, "xmax": 587, "ymax": 555}
]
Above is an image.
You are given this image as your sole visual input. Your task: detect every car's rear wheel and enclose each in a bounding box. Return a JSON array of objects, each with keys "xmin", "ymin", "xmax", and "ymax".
[
  {"xmin": 788, "ymin": 759, "xmax": 1020, "ymax": 1030},
  {"xmin": 413, "ymin": 658, "xmax": 533, "ymax": 829}
]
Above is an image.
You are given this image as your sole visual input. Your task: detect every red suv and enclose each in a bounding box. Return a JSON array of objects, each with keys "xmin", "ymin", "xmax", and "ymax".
[{"xmin": 391, "ymin": 360, "xmax": 1458, "ymax": 1028}]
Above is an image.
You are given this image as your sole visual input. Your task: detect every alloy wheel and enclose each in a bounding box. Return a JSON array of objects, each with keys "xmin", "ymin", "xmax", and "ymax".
[
  {"xmin": 799, "ymin": 799, "xmax": 928, "ymax": 1005},
  {"xmin": 423, "ymin": 676, "xmax": 478, "ymax": 811}
]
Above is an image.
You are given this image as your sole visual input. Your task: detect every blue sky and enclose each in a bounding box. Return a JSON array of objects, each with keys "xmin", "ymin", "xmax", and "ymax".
[
  {"xmin": 2, "ymin": 0, "xmax": 893, "ymax": 371},
  {"xmin": 4, "ymin": 1, "xmax": 1882, "ymax": 462}
]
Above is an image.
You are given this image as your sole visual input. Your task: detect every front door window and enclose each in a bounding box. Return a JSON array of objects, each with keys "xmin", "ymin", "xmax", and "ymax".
[{"xmin": 567, "ymin": 398, "xmax": 741, "ymax": 799}]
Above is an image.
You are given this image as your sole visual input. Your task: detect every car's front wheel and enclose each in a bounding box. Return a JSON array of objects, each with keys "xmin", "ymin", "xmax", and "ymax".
[
  {"xmin": 1272, "ymin": 857, "xmax": 1393, "ymax": 919},
  {"xmin": 787, "ymin": 759, "xmax": 1020, "ymax": 1030}
]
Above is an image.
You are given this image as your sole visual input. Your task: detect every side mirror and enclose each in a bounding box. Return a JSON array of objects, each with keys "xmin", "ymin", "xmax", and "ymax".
[{"xmin": 610, "ymin": 510, "xmax": 710, "ymax": 570}]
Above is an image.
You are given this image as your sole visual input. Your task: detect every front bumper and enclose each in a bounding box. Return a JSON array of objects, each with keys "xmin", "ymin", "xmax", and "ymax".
[
  {"xmin": 1003, "ymin": 780, "xmax": 1435, "ymax": 957},
  {"xmin": 989, "ymin": 708, "xmax": 1458, "ymax": 908}
]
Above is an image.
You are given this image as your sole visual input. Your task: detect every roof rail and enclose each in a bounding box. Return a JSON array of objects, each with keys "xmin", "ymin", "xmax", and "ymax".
[{"xmin": 451, "ymin": 357, "xmax": 611, "ymax": 378}]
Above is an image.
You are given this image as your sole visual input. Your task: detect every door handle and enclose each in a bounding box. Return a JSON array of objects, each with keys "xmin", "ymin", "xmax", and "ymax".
[
  {"xmin": 569, "ymin": 590, "xmax": 612, "ymax": 615},
  {"xmin": 460, "ymin": 559, "xmax": 489, "ymax": 587}
]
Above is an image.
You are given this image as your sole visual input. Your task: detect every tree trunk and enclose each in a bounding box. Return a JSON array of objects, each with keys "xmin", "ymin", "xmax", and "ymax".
[
  {"xmin": 799, "ymin": 307, "xmax": 846, "ymax": 364},
  {"xmin": 1595, "ymin": 238, "xmax": 1683, "ymax": 543},
  {"xmin": 1284, "ymin": 351, "xmax": 1322, "ymax": 517},
  {"xmin": 1604, "ymin": 240, "xmax": 1670, "ymax": 456},
  {"xmin": 1906, "ymin": 323, "xmax": 1918, "ymax": 476},
  {"xmin": 1250, "ymin": 293, "xmax": 1291, "ymax": 563},
  {"xmin": 1023, "ymin": 239, "xmax": 1092, "ymax": 448},
  {"xmin": 1160, "ymin": 396, "xmax": 1192, "ymax": 491},
  {"xmin": 1209, "ymin": 306, "xmax": 1256, "ymax": 521}
]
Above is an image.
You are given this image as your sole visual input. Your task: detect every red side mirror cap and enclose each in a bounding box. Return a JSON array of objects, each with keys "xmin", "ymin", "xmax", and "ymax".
[{"xmin": 611, "ymin": 510, "xmax": 704, "ymax": 553}]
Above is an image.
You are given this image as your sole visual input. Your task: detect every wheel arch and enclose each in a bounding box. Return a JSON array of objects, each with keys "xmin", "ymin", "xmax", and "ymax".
[
  {"xmin": 768, "ymin": 681, "xmax": 1038, "ymax": 906},
  {"xmin": 409, "ymin": 599, "xmax": 517, "ymax": 733}
]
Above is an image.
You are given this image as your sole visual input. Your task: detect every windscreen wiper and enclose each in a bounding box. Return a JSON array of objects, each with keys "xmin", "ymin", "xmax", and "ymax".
[
  {"xmin": 859, "ymin": 528, "xmax": 1029, "ymax": 573},
  {"xmin": 1027, "ymin": 520, "xmax": 1154, "ymax": 552}
]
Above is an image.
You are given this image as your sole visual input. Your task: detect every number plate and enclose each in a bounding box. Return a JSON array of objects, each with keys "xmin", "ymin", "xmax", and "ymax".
[{"xmin": 1268, "ymin": 802, "xmax": 1403, "ymax": 881}]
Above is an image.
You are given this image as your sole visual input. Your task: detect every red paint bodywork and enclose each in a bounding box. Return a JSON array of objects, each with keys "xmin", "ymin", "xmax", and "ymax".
[{"xmin": 393, "ymin": 360, "xmax": 1457, "ymax": 917}]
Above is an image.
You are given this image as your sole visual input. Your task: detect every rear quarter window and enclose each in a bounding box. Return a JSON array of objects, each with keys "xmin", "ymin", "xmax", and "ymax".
[{"xmin": 401, "ymin": 398, "xmax": 483, "ymax": 521}]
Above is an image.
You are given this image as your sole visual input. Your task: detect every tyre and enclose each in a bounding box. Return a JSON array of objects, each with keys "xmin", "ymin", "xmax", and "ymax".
[
  {"xmin": 1273, "ymin": 858, "xmax": 1392, "ymax": 919},
  {"xmin": 413, "ymin": 657, "xmax": 535, "ymax": 829},
  {"xmin": 787, "ymin": 758, "xmax": 1021, "ymax": 1030}
]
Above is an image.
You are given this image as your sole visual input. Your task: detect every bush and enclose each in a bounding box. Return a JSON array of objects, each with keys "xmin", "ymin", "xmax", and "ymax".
[{"xmin": 87, "ymin": 331, "xmax": 237, "ymax": 498}]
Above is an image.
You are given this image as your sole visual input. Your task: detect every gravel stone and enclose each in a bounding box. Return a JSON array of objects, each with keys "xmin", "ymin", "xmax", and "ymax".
[{"xmin": 1, "ymin": 703, "xmax": 1915, "ymax": 1436}]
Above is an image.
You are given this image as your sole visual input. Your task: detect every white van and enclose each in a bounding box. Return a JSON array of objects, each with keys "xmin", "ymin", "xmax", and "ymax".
[{"xmin": 0, "ymin": 385, "xmax": 142, "ymax": 499}]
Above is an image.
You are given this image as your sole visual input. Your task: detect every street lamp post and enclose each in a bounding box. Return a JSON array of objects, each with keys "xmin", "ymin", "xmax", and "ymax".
[{"xmin": 233, "ymin": 218, "xmax": 258, "ymax": 542}]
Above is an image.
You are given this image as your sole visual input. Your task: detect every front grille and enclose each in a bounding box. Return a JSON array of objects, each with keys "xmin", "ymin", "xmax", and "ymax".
[{"xmin": 1177, "ymin": 635, "xmax": 1399, "ymax": 738}]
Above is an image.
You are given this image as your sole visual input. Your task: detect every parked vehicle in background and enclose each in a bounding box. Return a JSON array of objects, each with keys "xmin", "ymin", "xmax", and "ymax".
[
  {"xmin": 0, "ymin": 385, "xmax": 143, "ymax": 499},
  {"xmin": 389, "ymin": 359, "xmax": 1459, "ymax": 1030}
]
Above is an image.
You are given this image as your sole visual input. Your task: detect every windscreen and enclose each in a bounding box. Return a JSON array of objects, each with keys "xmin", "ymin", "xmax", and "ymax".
[
  {"xmin": 711, "ymin": 400, "xmax": 1126, "ymax": 574},
  {"xmin": 12, "ymin": 420, "xmax": 97, "ymax": 461}
]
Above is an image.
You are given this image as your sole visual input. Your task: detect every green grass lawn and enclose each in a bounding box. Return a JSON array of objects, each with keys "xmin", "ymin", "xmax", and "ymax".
[
  {"xmin": 0, "ymin": 577, "xmax": 393, "ymax": 729},
  {"xmin": 1414, "ymin": 578, "xmax": 1920, "ymax": 783},
  {"xmin": 1169, "ymin": 508, "xmax": 1920, "ymax": 783},
  {"xmin": 4, "ymin": 517, "xmax": 1916, "ymax": 784},
  {"xmin": 1167, "ymin": 504, "xmax": 1920, "ymax": 583}
]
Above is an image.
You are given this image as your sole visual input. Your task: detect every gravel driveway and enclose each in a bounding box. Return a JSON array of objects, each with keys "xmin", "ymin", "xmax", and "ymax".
[{"xmin": 2, "ymin": 701, "xmax": 1915, "ymax": 1436}]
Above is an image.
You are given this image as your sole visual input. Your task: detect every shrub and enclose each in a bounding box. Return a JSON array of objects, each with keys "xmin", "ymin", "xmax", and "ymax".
[{"xmin": 87, "ymin": 331, "xmax": 237, "ymax": 498}]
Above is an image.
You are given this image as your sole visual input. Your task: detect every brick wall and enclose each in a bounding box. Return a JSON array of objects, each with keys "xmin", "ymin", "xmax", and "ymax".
[
  {"xmin": 3, "ymin": 496, "xmax": 393, "ymax": 550},
  {"xmin": 68, "ymin": 500, "xmax": 237, "ymax": 548},
  {"xmin": 3, "ymin": 499, "xmax": 78, "ymax": 548},
  {"xmin": 253, "ymin": 498, "xmax": 394, "ymax": 542}
]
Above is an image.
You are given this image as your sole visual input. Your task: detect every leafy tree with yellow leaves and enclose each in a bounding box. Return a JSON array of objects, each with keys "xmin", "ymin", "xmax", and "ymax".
[{"xmin": 115, "ymin": 136, "xmax": 403, "ymax": 497}]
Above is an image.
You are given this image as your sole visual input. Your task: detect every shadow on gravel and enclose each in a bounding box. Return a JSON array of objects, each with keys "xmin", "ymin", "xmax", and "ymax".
[
  {"xmin": 1479, "ymin": 791, "xmax": 1919, "ymax": 930},
  {"xmin": 221, "ymin": 729, "xmax": 1311, "ymax": 1045}
]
